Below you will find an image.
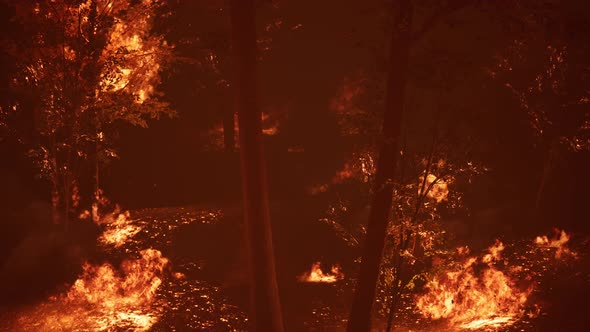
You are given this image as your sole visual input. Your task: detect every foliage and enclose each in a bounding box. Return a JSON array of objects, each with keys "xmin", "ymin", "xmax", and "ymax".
[
  {"xmin": 1, "ymin": 0, "xmax": 174, "ymax": 224},
  {"xmin": 492, "ymin": 40, "xmax": 590, "ymax": 153}
]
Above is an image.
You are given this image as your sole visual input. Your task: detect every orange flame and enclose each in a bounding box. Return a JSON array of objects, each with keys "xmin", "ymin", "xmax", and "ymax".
[
  {"xmin": 96, "ymin": 210, "xmax": 142, "ymax": 248},
  {"xmin": 419, "ymin": 174, "xmax": 449, "ymax": 203},
  {"xmin": 534, "ymin": 229, "xmax": 576, "ymax": 259},
  {"xmin": 68, "ymin": 249, "xmax": 168, "ymax": 307},
  {"xmin": 416, "ymin": 241, "xmax": 531, "ymax": 330},
  {"xmin": 298, "ymin": 262, "xmax": 344, "ymax": 283},
  {"xmin": 7, "ymin": 249, "xmax": 169, "ymax": 331}
]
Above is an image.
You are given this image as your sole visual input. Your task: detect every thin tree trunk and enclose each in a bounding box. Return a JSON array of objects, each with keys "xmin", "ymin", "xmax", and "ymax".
[
  {"xmin": 346, "ymin": 1, "xmax": 412, "ymax": 331},
  {"xmin": 230, "ymin": 1, "xmax": 284, "ymax": 331}
]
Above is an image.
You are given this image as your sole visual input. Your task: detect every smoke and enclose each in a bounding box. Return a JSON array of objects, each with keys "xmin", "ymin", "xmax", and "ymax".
[{"xmin": 0, "ymin": 201, "xmax": 100, "ymax": 305}]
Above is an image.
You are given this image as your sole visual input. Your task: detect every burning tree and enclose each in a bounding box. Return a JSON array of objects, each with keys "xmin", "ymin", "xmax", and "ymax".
[{"xmin": 1, "ymin": 0, "xmax": 174, "ymax": 228}]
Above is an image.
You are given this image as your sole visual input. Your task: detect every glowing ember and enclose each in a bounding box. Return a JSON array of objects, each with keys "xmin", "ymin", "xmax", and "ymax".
[
  {"xmin": 416, "ymin": 241, "xmax": 531, "ymax": 330},
  {"xmin": 534, "ymin": 229, "xmax": 576, "ymax": 259},
  {"xmin": 298, "ymin": 262, "xmax": 344, "ymax": 283}
]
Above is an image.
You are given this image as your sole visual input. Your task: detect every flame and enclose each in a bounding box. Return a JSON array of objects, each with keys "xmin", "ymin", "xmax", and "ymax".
[
  {"xmin": 8, "ymin": 249, "xmax": 169, "ymax": 331},
  {"xmin": 309, "ymin": 151, "xmax": 375, "ymax": 194},
  {"xmin": 97, "ymin": 210, "xmax": 142, "ymax": 248},
  {"xmin": 298, "ymin": 262, "xmax": 344, "ymax": 283},
  {"xmin": 416, "ymin": 241, "xmax": 531, "ymax": 330},
  {"xmin": 97, "ymin": 0, "xmax": 166, "ymax": 104},
  {"xmin": 419, "ymin": 174, "xmax": 449, "ymax": 203},
  {"xmin": 68, "ymin": 249, "xmax": 168, "ymax": 307},
  {"xmin": 534, "ymin": 229, "xmax": 576, "ymax": 259}
]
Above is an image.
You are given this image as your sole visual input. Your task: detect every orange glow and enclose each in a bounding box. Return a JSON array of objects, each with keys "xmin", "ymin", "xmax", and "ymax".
[
  {"xmin": 309, "ymin": 151, "xmax": 375, "ymax": 194},
  {"xmin": 416, "ymin": 241, "xmax": 531, "ymax": 330},
  {"xmin": 330, "ymin": 76, "xmax": 365, "ymax": 114},
  {"xmin": 298, "ymin": 262, "xmax": 344, "ymax": 283},
  {"xmin": 261, "ymin": 112, "xmax": 280, "ymax": 135},
  {"xmin": 332, "ymin": 162, "xmax": 356, "ymax": 184}
]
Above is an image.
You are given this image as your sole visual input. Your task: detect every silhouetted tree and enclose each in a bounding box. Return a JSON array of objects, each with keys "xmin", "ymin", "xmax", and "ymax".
[
  {"xmin": 346, "ymin": 0, "xmax": 412, "ymax": 330},
  {"xmin": 230, "ymin": 0, "xmax": 284, "ymax": 331}
]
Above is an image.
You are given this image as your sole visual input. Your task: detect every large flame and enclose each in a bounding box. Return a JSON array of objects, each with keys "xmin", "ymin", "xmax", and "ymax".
[
  {"xmin": 415, "ymin": 241, "xmax": 531, "ymax": 330},
  {"xmin": 298, "ymin": 262, "xmax": 344, "ymax": 283},
  {"xmin": 98, "ymin": 0, "xmax": 165, "ymax": 104},
  {"xmin": 8, "ymin": 249, "xmax": 169, "ymax": 331},
  {"xmin": 68, "ymin": 249, "xmax": 168, "ymax": 307}
]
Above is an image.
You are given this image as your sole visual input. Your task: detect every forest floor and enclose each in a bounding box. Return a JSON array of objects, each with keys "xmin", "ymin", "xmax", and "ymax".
[{"xmin": 0, "ymin": 204, "xmax": 588, "ymax": 331}]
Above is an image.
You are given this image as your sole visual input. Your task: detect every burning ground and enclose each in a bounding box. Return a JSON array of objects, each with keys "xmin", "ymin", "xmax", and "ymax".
[
  {"xmin": 0, "ymin": 204, "xmax": 587, "ymax": 331},
  {"xmin": 0, "ymin": 207, "xmax": 249, "ymax": 331}
]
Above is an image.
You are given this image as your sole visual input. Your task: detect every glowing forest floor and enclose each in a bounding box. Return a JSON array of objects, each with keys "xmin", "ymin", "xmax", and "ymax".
[{"xmin": 0, "ymin": 205, "xmax": 588, "ymax": 331}]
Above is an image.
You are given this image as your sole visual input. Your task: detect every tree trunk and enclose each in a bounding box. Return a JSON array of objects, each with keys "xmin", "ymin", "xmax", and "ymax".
[
  {"xmin": 346, "ymin": 1, "xmax": 412, "ymax": 331},
  {"xmin": 230, "ymin": 1, "xmax": 284, "ymax": 331}
]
